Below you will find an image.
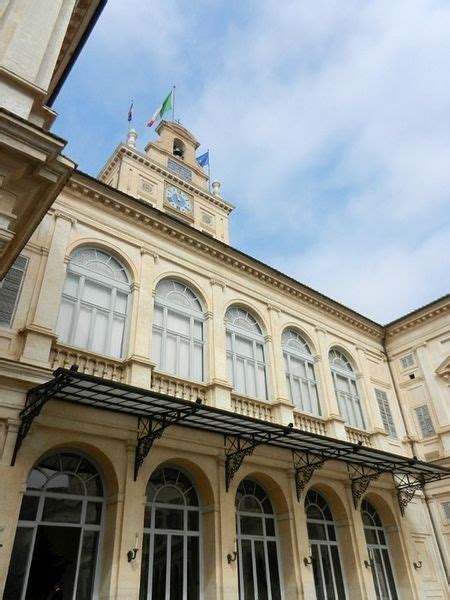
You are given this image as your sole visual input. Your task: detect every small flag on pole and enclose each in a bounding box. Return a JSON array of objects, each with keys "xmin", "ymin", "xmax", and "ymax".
[
  {"xmin": 196, "ymin": 151, "xmax": 209, "ymax": 167},
  {"xmin": 128, "ymin": 100, "xmax": 134, "ymax": 123},
  {"xmin": 147, "ymin": 89, "xmax": 174, "ymax": 128}
]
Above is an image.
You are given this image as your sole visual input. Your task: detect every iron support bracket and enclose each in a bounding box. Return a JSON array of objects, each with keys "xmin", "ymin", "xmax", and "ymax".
[
  {"xmin": 292, "ymin": 451, "xmax": 328, "ymax": 501},
  {"xmin": 225, "ymin": 423, "xmax": 293, "ymax": 491},
  {"xmin": 11, "ymin": 368, "xmax": 76, "ymax": 466},
  {"xmin": 134, "ymin": 399, "xmax": 202, "ymax": 480},
  {"xmin": 347, "ymin": 463, "xmax": 382, "ymax": 509}
]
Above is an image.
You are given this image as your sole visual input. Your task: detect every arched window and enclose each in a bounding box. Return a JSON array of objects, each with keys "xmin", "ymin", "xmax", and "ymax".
[
  {"xmin": 329, "ymin": 348, "xmax": 365, "ymax": 429},
  {"xmin": 282, "ymin": 329, "xmax": 320, "ymax": 415},
  {"xmin": 5, "ymin": 451, "xmax": 104, "ymax": 600},
  {"xmin": 361, "ymin": 500, "xmax": 398, "ymax": 600},
  {"xmin": 56, "ymin": 247, "xmax": 131, "ymax": 358},
  {"xmin": 226, "ymin": 307, "xmax": 268, "ymax": 400},
  {"xmin": 152, "ymin": 279, "xmax": 205, "ymax": 381},
  {"xmin": 305, "ymin": 490, "xmax": 346, "ymax": 600},
  {"xmin": 236, "ymin": 479, "xmax": 283, "ymax": 600},
  {"xmin": 140, "ymin": 467, "xmax": 201, "ymax": 600}
]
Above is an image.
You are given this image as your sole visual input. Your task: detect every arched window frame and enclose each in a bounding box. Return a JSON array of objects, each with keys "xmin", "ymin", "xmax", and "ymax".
[
  {"xmin": 361, "ymin": 500, "xmax": 398, "ymax": 600},
  {"xmin": 140, "ymin": 466, "xmax": 201, "ymax": 600},
  {"xmin": 56, "ymin": 246, "xmax": 131, "ymax": 358},
  {"xmin": 329, "ymin": 348, "xmax": 365, "ymax": 429},
  {"xmin": 5, "ymin": 450, "xmax": 105, "ymax": 600},
  {"xmin": 152, "ymin": 279, "xmax": 206, "ymax": 381},
  {"xmin": 236, "ymin": 478, "xmax": 284, "ymax": 600},
  {"xmin": 282, "ymin": 329, "xmax": 321, "ymax": 415},
  {"xmin": 226, "ymin": 307, "xmax": 269, "ymax": 400},
  {"xmin": 305, "ymin": 489, "xmax": 347, "ymax": 600}
]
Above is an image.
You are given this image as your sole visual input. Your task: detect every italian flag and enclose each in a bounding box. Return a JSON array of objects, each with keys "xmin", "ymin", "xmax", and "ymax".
[{"xmin": 147, "ymin": 89, "xmax": 173, "ymax": 127}]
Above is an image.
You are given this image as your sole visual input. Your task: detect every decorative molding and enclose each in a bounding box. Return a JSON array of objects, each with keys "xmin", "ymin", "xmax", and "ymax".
[
  {"xmin": 435, "ymin": 356, "xmax": 450, "ymax": 381},
  {"xmin": 98, "ymin": 145, "xmax": 234, "ymax": 213},
  {"xmin": 53, "ymin": 211, "xmax": 76, "ymax": 225},
  {"xmin": 67, "ymin": 175, "xmax": 383, "ymax": 340},
  {"xmin": 209, "ymin": 278, "xmax": 226, "ymax": 289},
  {"xmin": 386, "ymin": 299, "xmax": 450, "ymax": 337}
]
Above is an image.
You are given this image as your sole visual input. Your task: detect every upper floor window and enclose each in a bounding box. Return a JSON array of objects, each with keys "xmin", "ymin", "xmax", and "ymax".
[
  {"xmin": 56, "ymin": 247, "xmax": 131, "ymax": 358},
  {"xmin": 226, "ymin": 307, "xmax": 268, "ymax": 400},
  {"xmin": 152, "ymin": 279, "xmax": 205, "ymax": 381},
  {"xmin": 0, "ymin": 255, "xmax": 28, "ymax": 327},
  {"xmin": 329, "ymin": 348, "xmax": 365, "ymax": 429},
  {"xmin": 282, "ymin": 329, "xmax": 321, "ymax": 415}
]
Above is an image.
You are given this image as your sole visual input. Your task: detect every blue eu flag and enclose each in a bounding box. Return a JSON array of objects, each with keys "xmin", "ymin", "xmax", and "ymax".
[{"xmin": 196, "ymin": 151, "xmax": 209, "ymax": 167}]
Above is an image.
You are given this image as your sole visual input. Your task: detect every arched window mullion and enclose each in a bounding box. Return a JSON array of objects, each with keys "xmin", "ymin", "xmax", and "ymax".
[
  {"xmin": 57, "ymin": 249, "xmax": 131, "ymax": 358},
  {"xmin": 283, "ymin": 329, "xmax": 320, "ymax": 415},
  {"xmin": 152, "ymin": 280, "xmax": 205, "ymax": 381}
]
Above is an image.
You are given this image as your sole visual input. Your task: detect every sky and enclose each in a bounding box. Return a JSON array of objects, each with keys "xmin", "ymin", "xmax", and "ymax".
[{"xmin": 52, "ymin": 0, "xmax": 450, "ymax": 324}]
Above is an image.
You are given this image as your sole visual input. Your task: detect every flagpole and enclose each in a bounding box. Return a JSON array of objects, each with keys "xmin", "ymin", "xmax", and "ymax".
[
  {"xmin": 172, "ymin": 85, "xmax": 176, "ymax": 122},
  {"xmin": 207, "ymin": 149, "xmax": 211, "ymax": 193}
]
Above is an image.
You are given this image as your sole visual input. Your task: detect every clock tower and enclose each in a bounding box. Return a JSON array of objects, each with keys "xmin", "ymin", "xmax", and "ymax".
[{"xmin": 98, "ymin": 121, "xmax": 234, "ymax": 243}]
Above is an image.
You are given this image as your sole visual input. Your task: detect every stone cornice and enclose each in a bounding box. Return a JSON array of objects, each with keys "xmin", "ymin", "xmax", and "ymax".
[
  {"xmin": 66, "ymin": 172, "xmax": 384, "ymax": 340},
  {"xmin": 98, "ymin": 144, "xmax": 234, "ymax": 213},
  {"xmin": 385, "ymin": 297, "xmax": 450, "ymax": 337}
]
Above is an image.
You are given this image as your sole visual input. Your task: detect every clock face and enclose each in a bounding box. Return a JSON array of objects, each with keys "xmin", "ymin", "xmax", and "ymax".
[{"xmin": 166, "ymin": 186, "xmax": 192, "ymax": 213}]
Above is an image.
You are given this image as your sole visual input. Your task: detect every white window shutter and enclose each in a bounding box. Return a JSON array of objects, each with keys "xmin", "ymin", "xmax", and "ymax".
[
  {"xmin": 0, "ymin": 255, "xmax": 27, "ymax": 327},
  {"xmin": 414, "ymin": 405, "xmax": 436, "ymax": 438},
  {"xmin": 375, "ymin": 389, "xmax": 397, "ymax": 438}
]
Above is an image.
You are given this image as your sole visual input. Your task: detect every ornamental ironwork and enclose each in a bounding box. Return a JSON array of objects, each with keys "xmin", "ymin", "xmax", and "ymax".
[
  {"xmin": 134, "ymin": 399, "xmax": 202, "ymax": 480},
  {"xmin": 292, "ymin": 451, "xmax": 328, "ymax": 500},
  {"xmin": 225, "ymin": 424, "xmax": 293, "ymax": 491},
  {"xmin": 347, "ymin": 463, "xmax": 382, "ymax": 509}
]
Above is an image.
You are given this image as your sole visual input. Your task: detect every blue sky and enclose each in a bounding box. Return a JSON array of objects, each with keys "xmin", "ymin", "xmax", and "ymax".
[{"xmin": 53, "ymin": 0, "xmax": 450, "ymax": 323}]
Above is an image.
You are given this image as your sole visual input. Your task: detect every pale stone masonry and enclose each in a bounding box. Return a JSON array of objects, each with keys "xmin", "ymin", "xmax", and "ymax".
[{"xmin": 0, "ymin": 119, "xmax": 448, "ymax": 599}]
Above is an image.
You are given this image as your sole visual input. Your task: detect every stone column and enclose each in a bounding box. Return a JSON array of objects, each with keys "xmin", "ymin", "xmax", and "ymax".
[
  {"xmin": 124, "ymin": 249, "xmax": 157, "ymax": 388},
  {"xmin": 20, "ymin": 211, "xmax": 74, "ymax": 367},
  {"xmin": 286, "ymin": 470, "xmax": 309, "ymax": 599},
  {"xmin": 266, "ymin": 305, "xmax": 294, "ymax": 425},
  {"xmin": 341, "ymin": 483, "xmax": 373, "ymax": 600},
  {"xmin": 207, "ymin": 279, "xmax": 232, "ymax": 409},
  {"xmin": 314, "ymin": 327, "xmax": 346, "ymax": 439},
  {"xmin": 216, "ymin": 457, "xmax": 240, "ymax": 599},
  {"xmin": 113, "ymin": 441, "xmax": 146, "ymax": 600}
]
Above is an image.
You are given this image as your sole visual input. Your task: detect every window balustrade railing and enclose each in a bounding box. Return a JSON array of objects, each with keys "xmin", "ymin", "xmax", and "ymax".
[
  {"xmin": 345, "ymin": 426, "xmax": 373, "ymax": 447},
  {"xmin": 50, "ymin": 342, "xmax": 125, "ymax": 382},
  {"xmin": 293, "ymin": 411, "xmax": 327, "ymax": 436},
  {"xmin": 151, "ymin": 371, "xmax": 207, "ymax": 403},
  {"xmin": 231, "ymin": 394, "xmax": 274, "ymax": 422}
]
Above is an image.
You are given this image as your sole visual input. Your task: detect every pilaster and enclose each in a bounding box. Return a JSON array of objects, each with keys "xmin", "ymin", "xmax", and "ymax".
[
  {"xmin": 19, "ymin": 212, "xmax": 74, "ymax": 367},
  {"xmin": 125, "ymin": 249, "xmax": 158, "ymax": 388},
  {"xmin": 315, "ymin": 327, "xmax": 347, "ymax": 439},
  {"xmin": 208, "ymin": 279, "xmax": 231, "ymax": 410}
]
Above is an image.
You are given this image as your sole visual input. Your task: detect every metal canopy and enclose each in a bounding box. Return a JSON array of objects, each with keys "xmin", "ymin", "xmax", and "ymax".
[{"xmin": 12, "ymin": 368, "xmax": 450, "ymax": 512}]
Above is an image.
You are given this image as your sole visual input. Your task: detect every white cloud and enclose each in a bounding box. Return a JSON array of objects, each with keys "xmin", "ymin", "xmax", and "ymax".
[{"xmin": 57, "ymin": 0, "xmax": 450, "ymax": 322}]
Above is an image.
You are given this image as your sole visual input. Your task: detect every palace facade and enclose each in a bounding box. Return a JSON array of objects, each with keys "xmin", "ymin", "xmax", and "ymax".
[{"xmin": 0, "ymin": 119, "xmax": 449, "ymax": 600}]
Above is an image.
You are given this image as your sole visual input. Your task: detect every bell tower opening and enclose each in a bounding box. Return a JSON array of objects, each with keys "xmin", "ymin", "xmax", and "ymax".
[{"xmin": 173, "ymin": 138, "xmax": 185, "ymax": 160}]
